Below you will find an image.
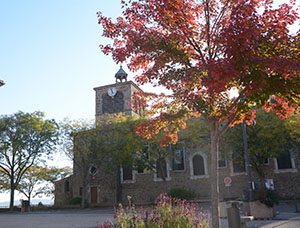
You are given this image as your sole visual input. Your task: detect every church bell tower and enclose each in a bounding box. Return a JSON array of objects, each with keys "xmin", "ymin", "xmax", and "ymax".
[{"xmin": 93, "ymin": 66, "xmax": 142, "ymax": 122}]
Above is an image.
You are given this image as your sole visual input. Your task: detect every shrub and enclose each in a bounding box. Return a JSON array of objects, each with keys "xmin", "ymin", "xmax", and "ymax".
[
  {"xmin": 167, "ymin": 187, "xmax": 196, "ymax": 200},
  {"xmin": 38, "ymin": 202, "xmax": 44, "ymax": 207},
  {"xmin": 68, "ymin": 197, "xmax": 82, "ymax": 205},
  {"xmin": 98, "ymin": 194, "xmax": 209, "ymax": 228},
  {"xmin": 254, "ymin": 188, "xmax": 279, "ymax": 207}
]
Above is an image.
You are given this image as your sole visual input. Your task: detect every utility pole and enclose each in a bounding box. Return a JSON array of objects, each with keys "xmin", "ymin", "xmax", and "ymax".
[{"xmin": 242, "ymin": 120, "xmax": 254, "ymax": 201}]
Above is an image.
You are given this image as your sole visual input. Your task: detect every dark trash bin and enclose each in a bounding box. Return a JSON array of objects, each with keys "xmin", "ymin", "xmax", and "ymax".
[
  {"xmin": 21, "ymin": 200, "xmax": 30, "ymax": 212},
  {"xmin": 226, "ymin": 201, "xmax": 241, "ymax": 228}
]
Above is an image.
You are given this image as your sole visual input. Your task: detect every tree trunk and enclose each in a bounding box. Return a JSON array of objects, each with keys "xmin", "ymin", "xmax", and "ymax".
[
  {"xmin": 258, "ymin": 169, "xmax": 265, "ymax": 189},
  {"xmin": 28, "ymin": 196, "xmax": 31, "ymax": 212},
  {"xmin": 116, "ymin": 165, "xmax": 122, "ymax": 204},
  {"xmin": 81, "ymin": 166, "xmax": 88, "ymax": 209},
  {"xmin": 9, "ymin": 178, "xmax": 15, "ymax": 211},
  {"xmin": 210, "ymin": 121, "xmax": 220, "ymax": 228}
]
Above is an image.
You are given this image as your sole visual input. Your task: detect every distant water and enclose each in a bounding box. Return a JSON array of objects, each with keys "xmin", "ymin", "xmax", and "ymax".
[{"xmin": 0, "ymin": 199, "xmax": 54, "ymax": 208}]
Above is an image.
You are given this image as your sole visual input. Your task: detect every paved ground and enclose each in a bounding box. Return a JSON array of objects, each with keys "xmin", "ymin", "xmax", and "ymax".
[
  {"xmin": 0, "ymin": 202, "xmax": 299, "ymax": 228},
  {"xmin": 0, "ymin": 208, "xmax": 114, "ymax": 228},
  {"xmin": 221, "ymin": 212, "xmax": 300, "ymax": 228},
  {"xmin": 221, "ymin": 201, "xmax": 300, "ymax": 228}
]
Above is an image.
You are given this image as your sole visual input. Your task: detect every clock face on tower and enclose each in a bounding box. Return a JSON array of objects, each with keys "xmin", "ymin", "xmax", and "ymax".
[{"xmin": 107, "ymin": 87, "xmax": 117, "ymax": 97}]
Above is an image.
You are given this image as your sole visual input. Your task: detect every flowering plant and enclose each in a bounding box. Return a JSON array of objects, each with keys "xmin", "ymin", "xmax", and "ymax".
[{"xmin": 99, "ymin": 193, "xmax": 209, "ymax": 228}]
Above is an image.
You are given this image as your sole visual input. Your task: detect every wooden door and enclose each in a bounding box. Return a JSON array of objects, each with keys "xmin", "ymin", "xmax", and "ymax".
[{"xmin": 91, "ymin": 187, "xmax": 97, "ymax": 204}]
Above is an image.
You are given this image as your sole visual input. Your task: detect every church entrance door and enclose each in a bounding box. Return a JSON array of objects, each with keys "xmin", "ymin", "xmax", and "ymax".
[{"xmin": 91, "ymin": 187, "xmax": 97, "ymax": 204}]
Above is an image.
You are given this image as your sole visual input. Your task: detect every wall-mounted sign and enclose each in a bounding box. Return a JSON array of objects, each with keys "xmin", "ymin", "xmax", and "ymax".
[{"xmin": 224, "ymin": 177, "xmax": 232, "ymax": 186}]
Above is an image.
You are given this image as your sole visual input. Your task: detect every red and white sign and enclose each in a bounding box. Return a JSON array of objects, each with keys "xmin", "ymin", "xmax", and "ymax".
[{"xmin": 224, "ymin": 177, "xmax": 232, "ymax": 186}]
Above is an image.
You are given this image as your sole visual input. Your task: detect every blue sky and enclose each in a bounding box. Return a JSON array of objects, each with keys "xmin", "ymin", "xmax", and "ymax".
[
  {"xmin": 0, "ymin": 0, "xmax": 299, "ymax": 204},
  {"xmin": 0, "ymin": 0, "xmax": 126, "ymax": 122}
]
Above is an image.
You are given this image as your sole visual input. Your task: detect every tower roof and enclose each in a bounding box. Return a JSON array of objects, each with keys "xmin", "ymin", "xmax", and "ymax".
[{"xmin": 115, "ymin": 66, "xmax": 128, "ymax": 83}]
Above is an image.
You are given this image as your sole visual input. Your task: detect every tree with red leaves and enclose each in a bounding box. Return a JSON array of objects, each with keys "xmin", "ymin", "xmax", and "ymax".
[{"xmin": 98, "ymin": 0, "xmax": 300, "ymax": 227}]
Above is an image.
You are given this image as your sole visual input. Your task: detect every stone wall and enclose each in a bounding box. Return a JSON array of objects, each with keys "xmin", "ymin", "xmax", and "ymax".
[
  {"xmin": 55, "ymin": 149, "xmax": 300, "ymax": 207},
  {"xmin": 54, "ymin": 176, "xmax": 73, "ymax": 206}
]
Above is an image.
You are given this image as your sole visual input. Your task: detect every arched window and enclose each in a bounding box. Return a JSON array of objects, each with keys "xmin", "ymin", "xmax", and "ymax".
[
  {"xmin": 193, "ymin": 155, "xmax": 205, "ymax": 175},
  {"xmin": 190, "ymin": 152, "xmax": 208, "ymax": 179}
]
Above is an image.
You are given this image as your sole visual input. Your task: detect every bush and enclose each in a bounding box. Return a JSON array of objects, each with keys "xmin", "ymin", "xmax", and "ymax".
[
  {"xmin": 254, "ymin": 188, "xmax": 279, "ymax": 207},
  {"xmin": 38, "ymin": 202, "xmax": 44, "ymax": 207},
  {"xmin": 68, "ymin": 197, "xmax": 82, "ymax": 205},
  {"xmin": 98, "ymin": 194, "xmax": 209, "ymax": 228},
  {"xmin": 167, "ymin": 187, "xmax": 196, "ymax": 200}
]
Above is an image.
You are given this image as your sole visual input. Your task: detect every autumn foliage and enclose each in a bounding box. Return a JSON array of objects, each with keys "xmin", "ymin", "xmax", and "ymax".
[
  {"xmin": 98, "ymin": 0, "xmax": 299, "ymax": 145},
  {"xmin": 98, "ymin": 0, "xmax": 299, "ymax": 227}
]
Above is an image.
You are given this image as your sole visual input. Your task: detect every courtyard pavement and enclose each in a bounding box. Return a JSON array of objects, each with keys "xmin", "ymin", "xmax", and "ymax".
[
  {"xmin": 221, "ymin": 212, "xmax": 300, "ymax": 228},
  {"xmin": 0, "ymin": 202, "xmax": 299, "ymax": 228},
  {"xmin": 0, "ymin": 208, "xmax": 114, "ymax": 228}
]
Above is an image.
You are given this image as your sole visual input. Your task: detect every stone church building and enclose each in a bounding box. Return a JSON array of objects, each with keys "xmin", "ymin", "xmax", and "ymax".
[{"xmin": 54, "ymin": 67, "xmax": 300, "ymax": 207}]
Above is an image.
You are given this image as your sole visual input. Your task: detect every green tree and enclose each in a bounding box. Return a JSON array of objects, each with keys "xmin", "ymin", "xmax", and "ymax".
[
  {"xmin": 38, "ymin": 166, "xmax": 72, "ymax": 198},
  {"xmin": 94, "ymin": 114, "xmax": 192, "ymax": 183},
  {"xmin": 224, "ymin": 109, "xmax": 300, "ymax": 185},
  {"xmin": 283, "ymin": 113, "xmax": 300, "ymax": 146},
  {"xmin": 0, "ymin": 111, "xmax": 59, "ymax": 211},
  {"xmin": 105, "ymin": 114, "xmax": 176, "ymax": 179},
  {"xmin": 16, "ymin": 166, "xmax": 71, "ymax": 205},
  {"xmin": 60, "ymin": 114, "xmax": 179, "ymax": 206},
  {"xmin": 59, "ymin": 118, "xmax": 95, "ymax": 208}
]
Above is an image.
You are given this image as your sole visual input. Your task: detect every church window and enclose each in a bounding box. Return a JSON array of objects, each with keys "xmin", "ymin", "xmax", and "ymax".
[
  {"xmin": 218, "ymin": 153, "xmax": 227, "ymax": 168},
  {"xmin": 89, "ymin": 165, "xmax": 97, "ymax": 175},
  {"xmin": 190, "ymin": 152, "xmax": 208, "ymax": 179},
  {"xmin": 218, "ymin": 158, "xmax": 227, "ymax": 168},
  {"xmin": 274, "ymin": 152, "xmax": 297, "ymax": 173},
  {"xmin": 193, "ymin": 155, "xmax": 205, "ymax": 175},
  {"xmin": 172, "ymin": 149, "xmax": 185, "ymax": 171},
  {"xmin": 122, "ymin": 166, "xmax": 133, "ymax": 181},
  {"xmin": 277, "ymin": 152, "xmax": 293, "ymax": 169},
  {"xmin": 121, "ymin": 165, "xmax": 136, "ymax": 184},
  {"xmin": 137, "ymin": 145, "xmax": 150, "ymax": 174}
]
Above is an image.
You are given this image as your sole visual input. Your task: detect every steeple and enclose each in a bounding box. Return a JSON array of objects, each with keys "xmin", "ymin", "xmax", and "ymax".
[{"xmin": 115, "ymin": 65, "xmax": 128, "ymax": 83}]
